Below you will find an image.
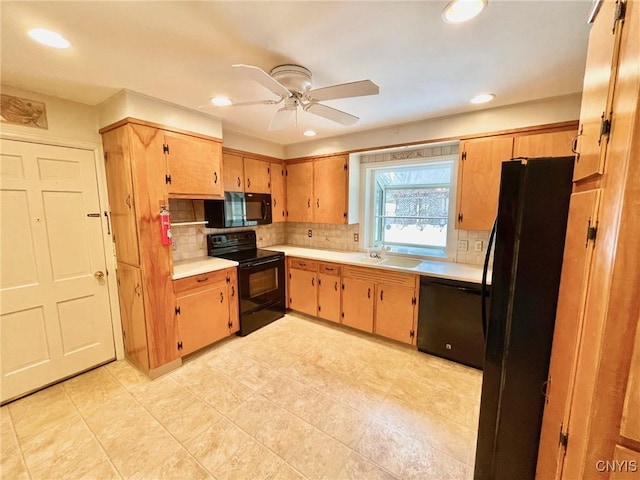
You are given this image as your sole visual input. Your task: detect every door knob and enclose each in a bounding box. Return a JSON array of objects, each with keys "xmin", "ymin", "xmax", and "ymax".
[{"xmin": 94, "ymin": 271, "xmax": 105, "ymax": 280}]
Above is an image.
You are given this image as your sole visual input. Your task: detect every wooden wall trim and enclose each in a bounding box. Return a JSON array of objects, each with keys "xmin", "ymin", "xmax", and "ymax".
[{"xmin": 99, "ymin": 117, "xmax": 223, "ymax": 143}]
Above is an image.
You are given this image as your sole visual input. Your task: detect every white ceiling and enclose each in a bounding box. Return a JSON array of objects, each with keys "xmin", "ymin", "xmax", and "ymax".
[{"xmin": 1, "ymin": 1, "xmax": 592, "ymax": 146}]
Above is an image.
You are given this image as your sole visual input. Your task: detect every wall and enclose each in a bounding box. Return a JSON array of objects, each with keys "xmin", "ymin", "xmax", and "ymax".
[
  {"xmin": 284, "ymin": 93, "xmax": 581, "ymax": 159},
  {"xmin": 222, "ymin": 129, "xmax": 285, "ymax": 158}
]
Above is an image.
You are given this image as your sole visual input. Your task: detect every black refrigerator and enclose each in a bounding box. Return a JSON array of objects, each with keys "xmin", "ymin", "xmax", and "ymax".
[{"xmin": 474, "ymin": 156, "xmax": 574, "ymax": 480}]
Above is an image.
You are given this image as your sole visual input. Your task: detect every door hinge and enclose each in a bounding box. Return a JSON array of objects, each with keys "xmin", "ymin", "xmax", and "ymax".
[
  {"xmin": 599, "ymin": 113, "xmax": 612, "ymax": 145},
  {"xmin": 226, "ymin": 275, "xmax": 230, "ymax": 284},
  {"xmin": 559, "ymin": 429, "xmax": 569, "ymax": 448},
  {"xmin": 228, "ymin": 320, "xmax": 233, "ymax": 329},
  {"xmin": 163, "ymin": 144, "xmax": 170, "ymax": 154},
  {"xmin": 586, "ymin": 219, "xmax": 598, "ymax": 247},
  {"xmin": 177, "ymin": 341, "xmax": 183, "ymax": 351},
  {"xmin": 165, "ymin": 174, "xmax": 172, "ymax": 185},
  {"xmin": 411, "ymin": 297, "xmax": 416, "ymax": 305},
  {"xmin": 318, "ymin": 305, "xmax": 322, "ymax": 312},
  {"xmin": 409, "ymin": 329, "xmax": 415, "ymax": 339},
  {"xmin": 614, "ymin": 0, "xmax": 626, "ymax": 29},
  {"xmin": 341, "ymin": 312, "xmax": 344, "ymax": 318},
  {"xmin": 289, "ymin": 273, "xmax": 291, "ymax": 279},
  {"xmin": 175, "ymin": 306, "xmax": 181, "ymax": 315},
  {"xmin": 343, "ymin": 212, "xmax": 347, "ymax": 219},
  {"xmin": 344, "ymin": 163, "xmax": 348, "ymax": 171},
  {"xmin": 461, "ymin": 151, "xmax": 467, "ymax": 161},
  {"xmin": 458, "ymin": 213, "xmax": 463, "ymax": 223}
]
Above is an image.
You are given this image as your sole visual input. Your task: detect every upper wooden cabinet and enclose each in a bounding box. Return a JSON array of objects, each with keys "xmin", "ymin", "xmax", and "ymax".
[
  {"xmin": 285, "ymin": 154, "xmax": 358, "ymax": 224},
  {"xmin": 164, "ymin": 130, "xmax": 223, "ymax": 197},
  {"xmin": 222, "ymin": 150, "xmax": 271, "ymax": 194},
  {"xmin": 270, "ymin": 162, "xmax": 286, "ymax": 223},
  {"xmin": 456, "ymin": 136, "xmax": 514, "ymax": 231},
  {"xmin": 573, "ymin": 0, "xmax": 625, "ymax": 181},
  {"xmin": 513, "ymin": 129, "xmax": 577, "ymax": 158}
]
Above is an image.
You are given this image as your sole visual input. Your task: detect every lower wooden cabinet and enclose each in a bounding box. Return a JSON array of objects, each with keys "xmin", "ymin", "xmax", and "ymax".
[
  {"xmin": 288, "ymin": 259, "xmax": 318, "ymax": 316},
  {"xmin": 173, "ymin": 267, "xmax": 238, "ymax": 357},
  {"xmin": 115, "ymin": 263, "xmax": 149, "ymax": 370},
  {"xmin": 375, "ymin": 283, "xmax": 417, "ymax": 344},
  {"xmin": 318, "ymin": 264, "xmax": 341, "ymax": 323},
  {"xmin": 341, "ymin": 277, "xmax": 375, "ymax": 332}
]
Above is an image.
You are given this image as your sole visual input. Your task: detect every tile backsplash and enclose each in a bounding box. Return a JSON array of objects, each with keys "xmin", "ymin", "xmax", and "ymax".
[{"xmin": 169, "ymin": 199, "xmax": 490, "ymax": 266}]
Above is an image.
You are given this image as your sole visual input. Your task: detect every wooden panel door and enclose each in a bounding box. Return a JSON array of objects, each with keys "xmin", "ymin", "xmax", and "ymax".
[
  {"xmin": 536, "ymin": 189, "xmax": 601, "ymax": 480},
  {"xmin": 102, "ymin": 127, "xmax": 140, "ymax": 266},
  {"xmin": 288, "ymin": 268, "xmax": 317, "ymax": 316},
  {"xmin": 176, "ymin": 284, "xmax": 228, "ymax": 356},
  {"xmin": 0, "ymin": 140, "xmax": 115, "ymax": 403},
  {"xmin": 165, "ymin": 131, "xmax": 222, "ymax": 196},
  {"xmin": 341, "ymin": 277, "xmax": 374, "ymax": 333},
  {"xmin": 115, "ymin": 263, "xmax": 149, "ymax": 370},
  {"xmin": 223, "ymin": 152, "xmax": 244, "ymax": 192},
  {"xmin": 318, "ymin": 272, "xmax": 341, "ymax": 323},
  {"xmin": 286, "ymin": 161, "xmax": 313, "ymax": 222},
  {"xmin": 314, "ymin": 155, "xmax": 347, "ymax": 224},
  {"xmin": 227, "ymin": 268, "xmax": 239, "ymax": 334},
  {"xmin": 573, "ymin": 0, "xmax": 624, "ymax": 181},
  {"xmin": 244, "ymin": 157, "xmax": 271, "ymax": 193},
  {"xmin": 270, "ymin": 162, "xmax": 286, "ymax": 223},
  {"xmin": 457, "ymin": 136, "xmax": 514, "ymax": 231},
  {"xmin": 620, "ymin": 310, "xmax": 640, "ymax": 443},
  {"xmin": 513, "ymin": 129, "xmax": 578, "ymax": 158},
  {"xmin": 375, "ymin": 284, "xmax": 416, "ymax": 344}
]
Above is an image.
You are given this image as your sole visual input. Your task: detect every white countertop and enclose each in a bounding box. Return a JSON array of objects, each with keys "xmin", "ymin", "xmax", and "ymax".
[
  {"xmin": 267, "ymin": 245, "xmax": 491, "ymax": 285},
  {"xmin": 172, "ymin": 256, "xmax": 238, "ymax": 280}
]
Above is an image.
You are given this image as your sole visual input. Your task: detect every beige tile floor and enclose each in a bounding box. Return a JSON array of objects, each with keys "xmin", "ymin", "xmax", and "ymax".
[{"xmin": 1, "ymin": 313, "xmax": 482, "ymax": 480}]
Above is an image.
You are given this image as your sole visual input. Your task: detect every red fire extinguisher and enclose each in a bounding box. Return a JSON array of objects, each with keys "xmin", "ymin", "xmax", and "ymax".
[{"xmin": 159, "ymin": 205, "xmax": 172, "ymax": 246}]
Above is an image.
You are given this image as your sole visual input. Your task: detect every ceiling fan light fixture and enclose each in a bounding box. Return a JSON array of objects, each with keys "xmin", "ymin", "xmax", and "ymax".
[
  {"xmin": 442, "ymin": 0, "xmax": 487, "ymax": 24},
  {"xmin": 470, "ymin": 93, "xmax": 495, "ymax": 104},
  {"xmin": 28, "ymin": 28, "xmax": 70, "ymax": 48},
  {"xmin": 210, "ymin": 95, "xmax": 232, "ymax": 107},
  {"xmin": 303, "ymin": 130, "xmax": 316, "ymax": 137}
]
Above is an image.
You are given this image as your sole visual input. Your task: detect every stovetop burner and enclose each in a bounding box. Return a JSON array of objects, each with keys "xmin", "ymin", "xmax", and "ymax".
[
  {"xmin": 207, "ymin": 231, "xmax": 282, "ymax": 264},
  {"xmin": 213, "ymin": 248, "xmax": 283, "ymax": 264}
]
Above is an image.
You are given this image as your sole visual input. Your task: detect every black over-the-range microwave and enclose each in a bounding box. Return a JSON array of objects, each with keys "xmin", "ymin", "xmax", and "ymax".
[{"xmin": 204, "ymin": 192, "xmax": 272, "ymax": 228}]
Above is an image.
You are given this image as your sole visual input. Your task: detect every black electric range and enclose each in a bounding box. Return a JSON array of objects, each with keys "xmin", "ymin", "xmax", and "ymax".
[{"xmin": 207, "ymin": 231, "xmax": 285, "ymax": 336}]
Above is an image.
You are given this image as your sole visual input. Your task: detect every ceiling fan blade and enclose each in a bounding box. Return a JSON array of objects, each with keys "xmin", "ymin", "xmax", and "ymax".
[
  {"xmin": 304, "ymin": 103, "xmax": 359, "ymax": 126},
  {"xmin": 233, "ymin": 64, "xmax": 292, "ymax": 99},
  {"xmin": 268, "ymin": 107, "xmax": 295, "ymax": 131},
  {"xmin": 307, "ymin": 80, "xmax": 379, "ymax": 102},
  {"xmin": 197, "ymin": 99, "xmax": 280, "ymax": 110}
]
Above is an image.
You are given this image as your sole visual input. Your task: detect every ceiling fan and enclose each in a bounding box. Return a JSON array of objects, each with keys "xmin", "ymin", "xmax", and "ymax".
[{"xmin": 204, "ymin": 64, "xmax": 379, "ymax": 131}]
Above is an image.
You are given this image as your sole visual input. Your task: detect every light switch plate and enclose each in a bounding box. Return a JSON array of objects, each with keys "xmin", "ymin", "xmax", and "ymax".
[
  {"xmin": 474, "ymin": 240, "xmax": 484, "ymax": 252},
  {"xmin": 457, "ymin": 240, "xmax": 469, "ymax": 251}
]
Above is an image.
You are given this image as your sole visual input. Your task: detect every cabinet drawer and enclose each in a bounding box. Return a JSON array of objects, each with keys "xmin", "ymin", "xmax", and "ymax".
[
  {"xmin": 319, "ymin": 263, "xmax": 341, "ymax": 276},
  {"xmin": 173, "ymin": 269, "xmax": 228, "ymax": 293},
  {"xmin": 288, "ymin": 258, "xmax": 318, "ymax": 272}
]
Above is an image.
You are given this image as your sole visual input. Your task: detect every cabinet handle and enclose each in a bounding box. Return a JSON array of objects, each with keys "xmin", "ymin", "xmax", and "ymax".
[
  {"xmin": 299, "ymin": 262, "xmax": 306, "ymax": 267},
  {"xmin": 318, "ymin": 278, "xmax": 322, "ymax": 286},
  {"xmin": 237, "ymin": 177, "xmax": 241, "ymax": 187},
  {"xmin": 135, "ymin": 284, "xmax": 142, "ymax": 297},
  {"xmin": 334, "ymin": 281, "xmax": 338, "ymax": 291},
  {"xmin": 247, "ymin": 178, "xmax": 251, "ymax": 188},
  {"xmin": 231, "ymin": 285, "xmax": 235, "ymax": 297},
  {"xmin": 273, "ymin": 198, "xmax": 277, "ymax": 207},
  {"xmin": 312, "ymin": 277, "xmax": 315, "ymax": 287},
  {"xmin": 380, "ymin": 290, "xmax": 384, "ymax": 301},
  {"xmin": 317, "ymin": 199, "xmax": 320, "ymax": 208},
  {"xmin": 307, "ymin": 199, "xmax": 311, "ymax": 208},
  {"xmin": 125, "ymin": 194, "xmax": 132, "ymax": 208},
  {"xmin": 197, "ymin": 277, "xmax": 209, "ymax": 283},
  {"xmin": 220, "ymin": 291, "xmax": 224, "ymax": 303},
  {"xmin": 367, "ymin": 288, "xmax": 371, "ymax": 298},
  {"xmin": 325, "ymin": 267, "xmax": 334, "ymax": 271},
  {"xmin": 214, "ymin": 171, "xmax": 218, "ymax": 184}
]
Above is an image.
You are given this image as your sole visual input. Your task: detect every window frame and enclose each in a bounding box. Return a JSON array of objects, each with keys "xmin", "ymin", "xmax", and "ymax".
[{"xmin": 360, "ymin": 153, "xmax": 459, "ymax": 261}]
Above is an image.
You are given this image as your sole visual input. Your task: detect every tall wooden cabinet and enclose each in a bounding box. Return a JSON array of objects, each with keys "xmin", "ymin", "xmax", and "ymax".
[
  {"xmin": 285, "ymin": 161, "xmax": 314, "ymax": 223},
  {"xmin": 537, "ymin": 2, "xmax": 640, "ymax": 479},
  {"xmin": 270, "ymin": 162, "xmax": 286, "ymax": 223},
  {"xmin": 101, "ymin": 118, "xmax": 224, "ymax": 374}
]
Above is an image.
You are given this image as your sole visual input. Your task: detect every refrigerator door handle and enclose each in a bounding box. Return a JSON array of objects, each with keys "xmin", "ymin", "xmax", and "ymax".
[{"xmin": 481, "ymin": 217, "xmax": 497, "ymax": 340}]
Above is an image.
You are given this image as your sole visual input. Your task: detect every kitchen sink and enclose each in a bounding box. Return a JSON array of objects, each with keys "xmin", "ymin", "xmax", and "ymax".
[
  {"xmin": 353, "ymin": 254, "xmax": 384, "ymax": 265},
  {"xmin": 379, "ymin": 257, "xmax": 422, "ymax": 269}
]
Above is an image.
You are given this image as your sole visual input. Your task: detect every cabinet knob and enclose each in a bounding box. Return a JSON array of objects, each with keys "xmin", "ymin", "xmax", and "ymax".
[{"xmin": 214, "ymin": 172, "xmax": 218, "ymax": 184}]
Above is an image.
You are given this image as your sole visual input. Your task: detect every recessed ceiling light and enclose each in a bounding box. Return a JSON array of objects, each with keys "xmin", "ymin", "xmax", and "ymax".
[
  {"xmin": 442, "ymin": 0, "xmax": 487, "ymax": 24},
  {"xmin": 28, "ymin": 28, "xmax": 70, "ymax": 48},
  {"xmin": 303, "ymin": 130, "xmax": 316, "ymax": 137},
  {"xmin": 210, "ymin": 96, "xmax": 232, "ymax": 107},
  {"xmin": 471, "ymin": 93, "xmax": 495, "ymax": 104}
]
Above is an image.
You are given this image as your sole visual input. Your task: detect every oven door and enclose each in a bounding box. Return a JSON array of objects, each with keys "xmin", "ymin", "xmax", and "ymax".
[{"xmin": 238, "ymin": 256, "xmax": 285, "ymax": 314}]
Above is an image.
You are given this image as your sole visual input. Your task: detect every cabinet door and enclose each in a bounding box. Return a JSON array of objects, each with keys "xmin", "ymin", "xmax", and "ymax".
[
  {"xmin": 536, "ymin": 189, "xmax": 601, "ymax": 479},
  {"xmin": 288, "ymin": 268, "xmax": 317, "ymax": 316},
  {"xmin": 177, "ymin": 284, "xmax": 229, "ymax": 356},
  {"xmin": 573, "ymin": 0, "xmax": 624, "ymax": 181},
  {"xmin": 102, "ymin": 127, "xmax": 140, "ymax": 266},
  {"xmin": 244, "ymin": 157, "xmax": 271, "ymax": 194},
  {"xmin": 341, "ymin": 277, "xmax": 374, "ymax": 333},
  {"xmin": 165, "ymin": 131, "xmax": 222, "ymax": 196},
  {"xmin": 270, "ymin": 162, "xmax": 286, "ymax": 223},
  {"xmin": 286, "ymin": 162, "xmax": 313, "ymax": 222},
  {"xmin": 314, "ymin": 155, "xmax": 348, "ymax": 224},
  {"xmin": 457, "ymin": 136, "xmax": 514, "ymax": 231},
  {"xmin": 375, "ymin": 284, "xmax": 416, "ymax": 345},
  {"xmin": 116, "ymin": 263, "xmax": 149, "ymax": 370},
  {"xmin": 223, "ymin": 152, "xmax": 244, "ymax": 192},
  {"xmin": 227, "ymin": 268, "xmax": 239, "ymax": 334},
  {"xmin": 620, "ymin": 310, "xmax": 640, "ymax": 443},
  {"xmin": 318, "ymin": 273, "xmax": 341, "ymax": 323},
  {"xmin": 513, "ymin": 129, "xmax": 578, "ymax": 158}
]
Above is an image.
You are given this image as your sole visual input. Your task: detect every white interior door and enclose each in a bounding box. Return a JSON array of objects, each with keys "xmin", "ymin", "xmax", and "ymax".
[{"xmin": 0, "ymin": 139, "xmax": 115, "ymax": 403}]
